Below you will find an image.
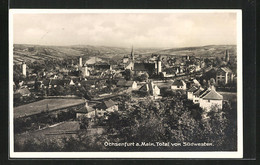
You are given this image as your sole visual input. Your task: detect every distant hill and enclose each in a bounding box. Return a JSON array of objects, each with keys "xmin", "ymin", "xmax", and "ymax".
[
  {"xmin": 13, "ymin": 44, "xmax": 236, "ymax": 65},
  {"xmin": 155, "ymin": 45, "xmax": 237, "ymax": 58}
]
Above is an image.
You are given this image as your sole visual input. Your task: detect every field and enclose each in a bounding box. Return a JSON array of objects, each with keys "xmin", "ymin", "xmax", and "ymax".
[
  {"xmin": 218, "ymin": 92, "xmax": 237, "ymax": 101},
  {"xmin": 14, "ymin": 99, "xmax": 85, "ymax": 118},
  {"xmin": 15, "ymin": 121, "xmax": 80, "ymax": 144}
]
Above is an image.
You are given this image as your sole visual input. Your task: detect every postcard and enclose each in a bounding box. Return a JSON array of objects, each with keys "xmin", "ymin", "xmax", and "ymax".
[{"xmin": 9, "ymin": 9, "xmax": 243, "ymax": 158}]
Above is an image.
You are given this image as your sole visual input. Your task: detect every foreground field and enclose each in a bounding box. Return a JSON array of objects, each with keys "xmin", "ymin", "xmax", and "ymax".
[
  {"xmin": 218, "ymin": 92, "xmax": 237, "ymax": 101},
  {"xmin": 15, "ymin": 121, "xmax": 80, "ymax": 144},
  {"xmin": 14, "ymin": 99, "xmax": 85, "ymax": 118}
]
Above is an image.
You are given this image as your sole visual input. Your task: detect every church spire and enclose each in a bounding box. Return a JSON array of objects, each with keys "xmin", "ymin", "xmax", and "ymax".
[{"xmin": 131, "ymin": 45, "xmax": 134, "ymax": 61}]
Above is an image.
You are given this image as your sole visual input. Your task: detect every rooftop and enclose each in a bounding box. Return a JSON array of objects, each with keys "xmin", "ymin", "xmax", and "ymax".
[
  {"xmin": 201, "ymin": 89, "xmax": 223, "ymax": 100},
  {"xmin": 172, "ymin": 80, "xmax": 185, "ymax": 86},
  {"xmin": 133, "ymin": 63, "xmax": 155, "ymax": 72},
  {"xmin": 187, "ymin": 86, "xmax": 198, "ymax": 92},
  {"xmin": 103, "ymin": 99, "xmax": 116, "ymax": 109},
  {"xmin": 220, "ymin": 67, "xmax": 232, "ymax": 73}
]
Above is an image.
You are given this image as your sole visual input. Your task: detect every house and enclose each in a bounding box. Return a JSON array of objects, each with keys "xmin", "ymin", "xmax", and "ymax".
[
  {"xmin": 199, "ymin": 88, "xmax": 223, "ymax": 111},
  {"xmin": 192, "ymin": 88, "xmax": 205, "ymax": 104},
  {"xmin": 81, "ymin": 80, "xmax": 97, "ymax": 88},
  {"xmin": 49, "ymin": 79, "xmax": 70, "ymax": 88},
  {"xmin": 116, "ymin": 80, "xmax": 137, "ymax": 89},
  {"xmin": 76, "ymin": 106, "xmax": 96, "ymax": 119},
  {"xmin": 216, "ymin": 67, "xmax": 234, "ymax": 85},
  {"xmin": 41, "ymin": 79, "xmax": 50, "ymax": 88},
  {"xmin": 123, "ymin": 55, "xmax": 129, "ymax": 64},
  {"xmin": 139, "ymin": 81, "xmax": 160, "ymax": 96},
  {"xmin": 171, "ymin": 80, "xmax": 187, "ymax": 90},
  {"xmin": 94, "ymin": 64, "xmax": 112, "ymax": 70},
  {"xmin": 14, "ymin": 87, "xmax": 31, "ymax": 97},
  {"xmin": 96, "ymin": 99, "xmax": 118, "ymax": 117},
  {"xmin": 133, "ymin": 63, "xmax": 156, "ymax": 75},
  {"xmin": 23, "ymin": 81, "xmax": 35, "ymax": 89},
  {"xmin": 69, "ymin": 79, "xmax": 75, "ymax": 86},
  {"xmin": 187, "ymin": 86, "xmax": 198, "ymax": 100}
]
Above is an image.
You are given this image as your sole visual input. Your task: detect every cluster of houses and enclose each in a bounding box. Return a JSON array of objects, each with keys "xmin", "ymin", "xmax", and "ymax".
[
  {"xmin": 187, "ymin": 85, "xmax": 223, "ymax": 111},
  {"xmin": 14, "ymin": 47, "xmax": 236, "ymax": 123}
]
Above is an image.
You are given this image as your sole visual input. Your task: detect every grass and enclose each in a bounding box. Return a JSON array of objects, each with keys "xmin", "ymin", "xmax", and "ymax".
[
  {"xmin": 218, "ymin": 92, "xmax": 237, "ymax": 101},
  {"xmin": 15, "ymin": 121, "xmax": 80, "ymax": 144},
  {"xmin": 14, "ymin": 99, "xmax": 85, "ymax": 118}
]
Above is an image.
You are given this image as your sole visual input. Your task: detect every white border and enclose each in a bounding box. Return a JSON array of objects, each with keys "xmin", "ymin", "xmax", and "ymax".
[{"xmin": 9, "ymin": 9, "xmax": 243, "ymax": 159}]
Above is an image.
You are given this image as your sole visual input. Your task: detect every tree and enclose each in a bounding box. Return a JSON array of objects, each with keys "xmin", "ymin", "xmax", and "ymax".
[
  {"xmin": 138, "ymin": 73, "xmax": 149, "ymax": 82},
  {"xmin": 79, "ymin": 116, "xmax": 89, "ymax": 129},
  {"xmin": 208, "ymin": 78, "xmax": 216, "ymax": 86}
]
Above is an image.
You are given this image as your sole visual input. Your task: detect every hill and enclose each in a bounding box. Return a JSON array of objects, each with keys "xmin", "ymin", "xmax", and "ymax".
[
  {"xmin": 13, "ymin": 44, "xmax": 236, "ymax": 65},
  {"xmin": 155, "ymin": 45, "xmax": 236, "ymax": 58}
]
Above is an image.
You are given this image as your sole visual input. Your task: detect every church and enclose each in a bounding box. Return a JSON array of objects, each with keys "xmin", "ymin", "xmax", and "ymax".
[{"xmin": 124, "ymin": 46, "xmax": 162, "ymax": 76}]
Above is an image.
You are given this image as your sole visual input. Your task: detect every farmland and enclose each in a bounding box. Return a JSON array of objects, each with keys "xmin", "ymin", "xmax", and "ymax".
[
  {"xmin": 14, "ymin": 99, "xmax": 85, "ymax": 118},
  {"xmin": 15, "ymin": 121, "xmax": 80, "ymax": 145},
  {"xmin": 13, "ymin": 44, "xmax": 236, "ymax": 65}
]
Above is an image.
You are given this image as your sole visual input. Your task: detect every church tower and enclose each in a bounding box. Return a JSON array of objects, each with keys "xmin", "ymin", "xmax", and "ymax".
[
  {"xmin": 22, "ymin": 62, "xmax": 26, "ymax": 77},
  {"xmin": 79, "ymin": 57, "xmax": 83, "ymax": 67},
  {"xmin": 156, "ymin": 55, "xmax": 162, "ymax": 75},
  {"xmin": 130, "ymin": 46, "xmax": 134, "ymax": 62},
  {"xmin": 225, "ymin": 50, "xmax": 230, "ymax": 62}
]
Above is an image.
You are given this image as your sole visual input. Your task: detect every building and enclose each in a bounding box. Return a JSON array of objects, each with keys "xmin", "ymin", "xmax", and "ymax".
[
  {"xmin": 14, "ymin": 87, "xmax": 31, "ymax": 97},
  {"xmin": 116, "ymin": 80, "xmax": 138, "ymax": 89},
  {"xmin": 199, "ymin": 88, "xmax": 223, "ymax": 111},
  {"xmin": 94, "ymin": 63, "xmax": 112, "ymax": 70},
  {"xmin": 187, "ymin": 86, "xmax": 198, "ymax": 100},
  {"xmin": 96, "ymin": 99, "xmax": 118, "ymax": 117},
  {"xmin": 22, "ymin": 62, "xmax": 26, "ymax": 76},
  {"xmin": 49, "ymin": 79, "xmax": 70, "ymax": 88},
  {"xmin": 124, "ymin": 46, "xmax": 158, "ymax": 76},
  {"xmin": 156, "ymin": 55, "xmax": 162, "ymax": 75},
  {"xmin": 82, "ymin": 64, "xmax": 90, "ymax": 77},
  {"xmin": 192, "ymin": 88, "xmax": 205, "ymax": 104},
  {"xmin": 79, "ymin": 57, "xmax": 83, "ymax": 67},
  {"xmin": 76, "ymin": 106, "xmax": 96, "ymax": 119},
  {"xmin": 133, "ymin": 63, "xmax": 156, "ymax": 75},
  {"xmin": 69, "ymin": 79, "xmax": 75, "ymax": 86},
  {"xmin": 81, "ymin": 80, "xmax": 97, "ymax": 88},
  {"xmin": 123, "ymin": 55, "xmax": 129, "ymax": 64},
  {"xmin": 216, "ymin": 67, "xmax": 234, "ymax": 85},
  {"xmin": 225, "ymin": 50, "xmax": 230, "ymax": 62},
  {"xmin": 139, "ymin": 81, "xmax": 160, "ymax": 96},
  {"xmin": 171, "ymin": 80, "xmax": 187, "ymax": 90}
]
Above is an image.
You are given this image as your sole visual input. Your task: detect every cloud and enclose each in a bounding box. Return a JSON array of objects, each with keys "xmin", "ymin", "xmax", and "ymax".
[{"xmin": 12, "ymin": 12, "xmax": 237, "ymax": 48}]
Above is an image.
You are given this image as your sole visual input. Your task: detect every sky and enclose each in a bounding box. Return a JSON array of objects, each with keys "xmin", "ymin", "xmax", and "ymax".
[{"xmin": 12, "ymin": 12, "xmax": 238, "ymax": 48}]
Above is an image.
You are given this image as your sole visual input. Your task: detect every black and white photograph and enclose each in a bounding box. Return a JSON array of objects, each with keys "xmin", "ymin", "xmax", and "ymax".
[{"xmin": 9, "ymin": 9, "xmax": 243, "ymax": 158}]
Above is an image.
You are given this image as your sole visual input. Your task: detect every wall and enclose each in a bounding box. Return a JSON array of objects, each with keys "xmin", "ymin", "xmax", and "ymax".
[{"xmin": 199, "ymin": 99, "xmax": 222, "ymax": 112}]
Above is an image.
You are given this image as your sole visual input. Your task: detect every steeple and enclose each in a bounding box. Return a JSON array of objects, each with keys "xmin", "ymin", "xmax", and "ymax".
[
  {"xmin": 156, "ymin": 55, "xmax": 162, "ymax": 74},
  {"xmin": 225, "ymin": 50, "xmax": 230, "ymax": 62},
  {"xmin": 131, "ymin": 45, "xmax": 134, "ymax": 61}
]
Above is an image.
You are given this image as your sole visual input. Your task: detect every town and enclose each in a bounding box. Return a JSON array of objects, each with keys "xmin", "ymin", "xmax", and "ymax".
[{"xmin": 13, "ymin": 45, "xmax": 237, "ymax": 152}]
